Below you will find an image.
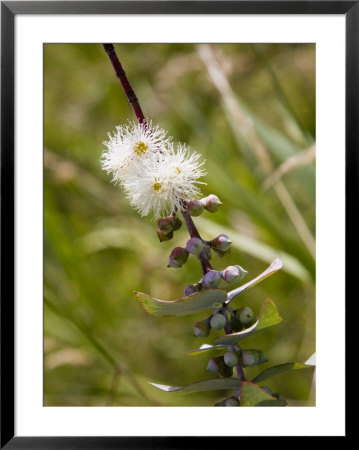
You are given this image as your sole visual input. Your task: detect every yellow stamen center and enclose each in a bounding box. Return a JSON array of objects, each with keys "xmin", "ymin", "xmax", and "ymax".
[
  {"xmin": 153, "ymin": 179, "xmax": 163, "ymax": 192},
  {"xmin": 176, "ymin": 167, "xmax": 181, "ymax": 174},
  {"xmin": 134, "ymin": 141, "xmax": 148, "ymax": 156}
]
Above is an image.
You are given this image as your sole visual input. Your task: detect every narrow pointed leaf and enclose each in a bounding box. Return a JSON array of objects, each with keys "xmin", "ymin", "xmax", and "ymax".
[
  {"xmin": 226, "ymin": 258, "xmax": 283, "ymax": 304},
  {"xmin": 214, "ymin": 298, "xmax": 282, "ymax": 345},
  {"xmin": 252, "ymin": 362, "xmax": 314, "ymax": 383},
  {"xmin": 240, "ymin": 381, "xmax": 287, "ymax": 406},
  {"xmin": 187, "ymin": 344, "xmax": 228, "ymax": 357},
  {"xmin": 150, "ymin": 378, "xmax": 241, "ymax": 393},
  {"xmin": 135, "ymin": 288, "xmax": 227, "ymax": 317}
]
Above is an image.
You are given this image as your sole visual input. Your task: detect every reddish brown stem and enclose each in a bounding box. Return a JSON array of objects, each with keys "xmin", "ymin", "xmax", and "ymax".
[
  {"xmin": 236, "ymin": 364, "xmax": 246, "ymax": 381},
  {"xmin": 103, "ymin": 44, "xmax": 146, "ymax": 124}
]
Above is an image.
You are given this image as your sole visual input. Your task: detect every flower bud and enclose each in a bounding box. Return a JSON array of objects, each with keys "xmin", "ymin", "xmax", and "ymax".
[
  {"xmin": 184, "ymin": 283, "xmax": 201, "ymax": 296},
  {"xmin": 203, "ymin": 194, "xmax": 222, "ymax": 212},
  {"xmin": 172, "ymin": 216, "xmax": 182, "ymax": 231},
  {"xmin": 212, "ymin": 248, "xmax": 228, "ymax": 258},
  {"xmin": 241, "ymin": 349, "xmax": 267, "ymax": 367},
  {"xmin": 221, "ymin": 265, "xmax": 239, "ymax": 283},
  {"xmin": 225, "ymin": 397, "xmax": 240, "ymax": 407},
  {"xmin": 210, "ymin": 313, "xmax": 227, "ymax": 330},
  {"xmin": 202, "ymin": 270, "xmax": 221, "ymax": 289},
  {"xmin": 157, "ymin": 216, "xmax": 174, "ymax": 235},
  {"xmin": 211, "ymin": 234, "xmax": 232, "ymax": 252},
  {"xmin": 207, "ymin": 356, "xmax": 232, "ymax": 376},
  {"xmin": 194, "ymin": 320, "xmax": 211, "ymax": 337},
  {"xmin": 207, "ymin": 357, "xmax": 221, "ymax": 373},
  {"xmin": 157, "ymin": 229, "xmax": 173, "ymax": 242},
  {"xmin": 185, "ymin": 237, "xmax": 204, "ymax": 255},
  {"xmin": 234, "ymin": 264, "xmax": 247, "ymax": 279},
  {"xmin": 167, "ymin": 247, "xmax": 189, "ymax": 268},
  {"xmin": 229, "ymin": 312, "xmax": 244, "ymax": 332},
  {"xmin": 235, "ymin": 306, "xmax": 255, "ymax": 325},
  {"xmin": 186, "ymin": 199, "xmax": 205, "ymax": 217},
  {"xmin": 219, "ymin": 364, "xmax": 234, "ymax": 377},
  {"xmin": 167, "ymin": 258, "xmax": 180, "ymax": 268},
  {"xmin": 221, "ymin": 265, "xmax": 247, "ymax": 283},
  {"xmin": 201, "ymin": 194, "xmax": 222, "ymax": 213},
  {"xmin": 224, "ymin": 351, "xmax": 239, "ymax": 368},
  {"xmin": 241, "ymin": 349, "xmax": 259, "ymax": 367}
]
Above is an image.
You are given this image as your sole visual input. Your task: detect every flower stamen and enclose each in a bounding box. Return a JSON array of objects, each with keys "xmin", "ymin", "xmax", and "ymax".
[
  {"xmin": 153, "ymin": 179, "xmax": 163, "ymax": 192},
  {"xmin": 134, "ymin": 140, "xmax": 148, "ymax": 156}
]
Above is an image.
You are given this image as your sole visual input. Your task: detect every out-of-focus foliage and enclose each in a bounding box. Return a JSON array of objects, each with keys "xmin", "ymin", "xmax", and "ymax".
[{"xmin": 44, "ymin": 43, "xmax": 315, "ymax": 407}]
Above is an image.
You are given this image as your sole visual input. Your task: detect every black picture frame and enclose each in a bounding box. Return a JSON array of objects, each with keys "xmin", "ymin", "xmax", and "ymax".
[{"xmin": 1, "ymin": 1, "xmax": 353, "ymax": 447}]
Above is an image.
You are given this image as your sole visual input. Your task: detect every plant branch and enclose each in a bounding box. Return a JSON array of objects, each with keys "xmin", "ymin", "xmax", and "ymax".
[
  {"xmin": 103, "ymin": 44, "xmax": 146, "ymax": 124},
  {"xmin": 236, "ymin": 364, "xmax": 246, "ymax": 381}
]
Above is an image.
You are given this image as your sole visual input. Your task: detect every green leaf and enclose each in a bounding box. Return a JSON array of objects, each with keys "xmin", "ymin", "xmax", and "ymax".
[
  {"xmin": 226, "ymin": 258, "xmax": 283, "ymax": 304},
  {"xmin": 187, "ymin": 344, "xmax": 228, "ymax": 357},
  {"xmin": 252, "ymin": 362, "xmax": 314, "ymax": 383},
  {"xmin": 150, "ymin": 378, "xmax": 242, "ymax": 393},
  {"xmin": 213, "ymin": 298, "xmax": 282, "ymax": 345},
  {"xmin": 135, "ymin": 288, "xmax": 227, "ymax": 317},
  {"xmin": 240, "ymin": 381, "xmax": 287, "ymax": 406}
]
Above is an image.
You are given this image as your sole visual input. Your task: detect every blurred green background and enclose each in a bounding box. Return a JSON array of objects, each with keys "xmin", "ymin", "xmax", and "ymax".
[{"xmin": 44, "ymin": 43, "xmax": 315, "ymax": 407}]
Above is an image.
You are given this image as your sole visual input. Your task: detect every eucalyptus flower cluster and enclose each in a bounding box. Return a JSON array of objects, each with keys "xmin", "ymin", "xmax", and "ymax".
[{"xmin": 101, "ymin": 121, "xmax": 206, "ymax": 218}]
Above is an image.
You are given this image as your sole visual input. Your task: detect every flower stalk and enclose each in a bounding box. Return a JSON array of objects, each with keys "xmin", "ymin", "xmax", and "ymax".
[{"xmin": 103, "ymin": 44, "xmax": 146, "ymax": 124}]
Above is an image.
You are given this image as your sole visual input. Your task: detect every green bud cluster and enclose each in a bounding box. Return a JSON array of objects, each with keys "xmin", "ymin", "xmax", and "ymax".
[
  {"xmin": 240, "ymin": 349, "xmax": 267, "ymax": 367},
  {"xmin": 206, "ymin": 356, "xmax": 233, "ymax": 377},
  {"xmin": 193, "ymin": 310, "xmax": 231, "ymax": 338},
  {"xmin": 229, "ymin": 306, "xmax": 255, "ymax": 331},
  {"xmin": 154, "ymin": 197, "xmax": 273, "ymax": 405},
  {"xmin": 156, "ymin": 214, "xmax": 182, "ymax": 242}
]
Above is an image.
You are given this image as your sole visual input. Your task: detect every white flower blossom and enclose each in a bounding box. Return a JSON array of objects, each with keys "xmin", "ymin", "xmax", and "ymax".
[
  {"xmin": 101, "ymin": 121, "xmax": 170, "ymax": 183},
  {"xmin": 123, "ymin": 143, "xmax": 206, "ymax": 218}
]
